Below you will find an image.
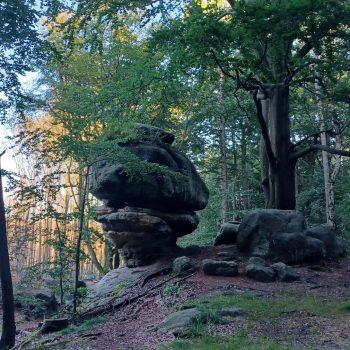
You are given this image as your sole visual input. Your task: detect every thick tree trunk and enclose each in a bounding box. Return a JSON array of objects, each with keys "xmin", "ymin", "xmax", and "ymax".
[
  {"xmin": 0, "ymin": 153, "xmax": 16, "ymax": 350},
  {"xmin": 260, "ymin": 98, "xmax": 271, "ymax": 207},
  {"xmin": 260, "ymin": 86, "xmax": 296, "ymax": 210}
]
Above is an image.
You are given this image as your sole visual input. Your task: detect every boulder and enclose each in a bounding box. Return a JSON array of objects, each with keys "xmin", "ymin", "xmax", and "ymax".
[
  {"xmin": 39, "ymin": 318, "xmax": 69, "ymax": 334},
  {"xmin": 236, "ymin": 209, "xmax": 344, "ymax": 264},
  {"xmin": 134, "ymin": 123, "xmax": 175, "ymax": 144},
  {"xmin": 305, "ymin": 224, "xmax": 345, "ymax": 259},
  {"xmin": 155, "ymin": 308, "xmax": 203, "ymax": 333},
  {"xmin": 89, "ymin": 142, "xmax": 209, "ymax": 211},
  {"xmin": 172, "ymin": 256, "xmax": 196, "ymax": 276},
  {"xmin": 214, "ymin": 222, "xmax": 240, "ymax": 246},
  {"xmin": 269, "ymin": 232, "xmax": 326, "ymax": 264},
  {"xmin": 34, "ymin": 288, "xmax": 57, "ymax": 312},
  {"xmin": 270, "ymin": 262, "xmax": 300, "ymax": 282},
  {"xmin": 248, "ymin": 257, "xmax": 266, "ymax": 266},
  {"xmin": 202, "ymin": 259, "xmax": 239, "ymax": 277},
  {"xmin": 216, "ymin": 251, "xmax": 240, "ymax": 262},
  {"xmin": 237, "ymin": 209, "xmax": 306, "ymax": 255},
  {"xmin": 245, "ymin": 263, "xmax": 276, "ymax": 282}
]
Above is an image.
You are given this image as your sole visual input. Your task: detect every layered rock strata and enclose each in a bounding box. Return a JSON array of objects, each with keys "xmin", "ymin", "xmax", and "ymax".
[{"xmin": 90, "ymin": 124, "xmax": 209, "ymax": 267}]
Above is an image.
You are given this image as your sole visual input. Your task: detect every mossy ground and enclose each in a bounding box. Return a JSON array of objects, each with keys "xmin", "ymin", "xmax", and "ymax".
[{"xmin": 162, "ymin": 293, "xmax": 350, "ymax": 350}]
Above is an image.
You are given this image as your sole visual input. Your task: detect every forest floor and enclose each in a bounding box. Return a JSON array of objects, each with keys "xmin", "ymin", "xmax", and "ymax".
[{"xmin": 4, "ymin": 246, "xmax": 350, "ymax": 350}]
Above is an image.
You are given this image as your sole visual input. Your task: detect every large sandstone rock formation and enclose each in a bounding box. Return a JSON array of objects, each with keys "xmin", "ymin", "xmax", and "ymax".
[
  {"xmin": 89, "ymin": 124, "xmax": 209, "ymax": 267},
  {"xmin": 237, "ymin": 209, "xmax": 345, "ymax": 263}
]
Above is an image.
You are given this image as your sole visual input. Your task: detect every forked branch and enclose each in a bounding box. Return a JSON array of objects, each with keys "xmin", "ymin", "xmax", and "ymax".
[{"xmin": 292, "ymin": 144, "xmax": 350, "ymax": 160}]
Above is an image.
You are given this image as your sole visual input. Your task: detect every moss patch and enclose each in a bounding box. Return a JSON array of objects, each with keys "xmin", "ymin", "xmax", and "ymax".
[
  {"xmin": 180, "ymin": 293, "xmax": 350, "ymax": 320},
  {"xmin": 161, "ymin": 332, "xmax": 290, "ymax": 350}
]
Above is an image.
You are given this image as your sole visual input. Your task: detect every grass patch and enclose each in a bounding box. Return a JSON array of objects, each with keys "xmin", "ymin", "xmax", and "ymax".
[
  {"xmin": 58, "ymin": 316, "xmax": 108, "ymax": 335},
  {"xmin": 161, "ymin": 332, "xmax": 289, "ymax": 350},
  {"xmin": 180, "ymin": 293, "xmax": 350, "ymax": 320}
]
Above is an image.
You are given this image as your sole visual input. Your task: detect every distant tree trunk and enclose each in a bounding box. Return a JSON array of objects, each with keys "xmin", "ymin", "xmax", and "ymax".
[
  {"xmin": 240, "ymin": 120, "xmax": 250, "ymax": 209},
  {"xmin": 73, "ymin": 166, "xmax": 89, "ymax": 314},
  {"xmin": 0, "ymin": 151, "xmax": 16, "ymax": 350},
  {"xmin": 230, "ymin": 127, "xmax": 238, "ymax": 220},
  {"xmin": 328, "ymin": 130, "xmax": 341, "ymax": 228},
  {"xmin": 219, "ymin": 117, "xmax": 228, "ymax": 223},
  {"xmin": 316, "ymin": 81, "xmax": 341, "ymax": 228},
  {"xmin": 85, "ymin": 232, "xmax": 105, "ymax": 275}
]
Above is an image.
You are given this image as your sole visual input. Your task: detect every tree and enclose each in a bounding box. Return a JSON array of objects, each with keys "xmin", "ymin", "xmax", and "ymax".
[
  {"xmin": 0, "ymin": 151, "xmax": 16, "ymax": 350},
  {"xmin": 149, "ymin": 0, "xmax": 350, "ymax": 209},
  {"xmin": 63, "ymin": 0, "xmax": 350, "ymax": 210},
  {"xmin": 0, "ymin": 1, "xmax": 42, "ymax": 347},
  {"xmin": 0, "ymin": 0, "xmax": 42, "ymax": 120}
]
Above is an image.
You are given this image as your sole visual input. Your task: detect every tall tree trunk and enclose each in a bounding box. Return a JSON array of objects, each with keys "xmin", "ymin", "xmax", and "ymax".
[
  {"xmin": 73, "ymin": 166, "xmax": 89, "ymax": 314},
  {"xmin": 230, "ymin": 127, "xmax": 238, "ymax": 219},
  {"xmin": 0, "ymin": 152, "xmax": 16, "ymax": 350},
  {"xmin": 260, "ymin": 98, "xmax": 271, "ymax": 207},
  {"xmin": 85, "ymin": 232, "xmax": 105, "ymax": 275},
  {"xmin": 269, "ymin": 86, "xmax": 296, "ymax": 209},
  {"xmin": 219, "ymin": 118, "xmax": 228, "ymax": 222},
  {"xmin": 316, "ymin": 81, "xmax": 340, "ymax": 228},
  {"xmin": 258, "ymin": 86, "xmax": 296, "ymax": 209},
  {"xmin": 240, "ymin": 120, "xmax": 250, "ymax": 209},
  {"xmin": 328, "ymin": 130, "xmax": 342, "ymax": 228}
]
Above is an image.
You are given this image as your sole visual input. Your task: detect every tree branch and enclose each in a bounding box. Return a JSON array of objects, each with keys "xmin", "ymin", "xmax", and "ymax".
[
  {"xmin": 297, "ymin": 41, "xmax": 313, "ymax": 58},
  {"xmin": 210, "ymin": 49, "xmax": 237, "ymax": 81},
  {"xmin": 293, "ymin": 126, "xmax": 346, "ymax": 148},
  {"xmin": 226, "ymin": 0, "xmax": 236, "ymax": 8},
  {"xmin": 253, "ymin": 91, "xmax": 276, "ymax": 168},
  {"xmin": 292, "ymin": 144, "xmax": 350, "ymax": 160}
]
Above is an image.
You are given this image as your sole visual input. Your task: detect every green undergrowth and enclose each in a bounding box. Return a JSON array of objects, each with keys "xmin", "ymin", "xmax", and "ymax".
[
  {"xmin": 180, "ymin": 293, "xmax": 350, "ymax": 320},
  {"xmin": 58, "ymin": 316, "xmax": 109, "ymax": 335},
  {"xmin": 161, "ymin": 294, "xmax": 350, "ymax": 350},
  {"xmin": 161, "ymin": 332, "xmax": 289, "ymax": 350}
]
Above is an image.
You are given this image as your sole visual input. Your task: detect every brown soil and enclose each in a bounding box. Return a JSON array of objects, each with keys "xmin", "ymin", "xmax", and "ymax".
[{"xmin": 7, "ymin": 246, "xmax": 350, "ymax": 350}]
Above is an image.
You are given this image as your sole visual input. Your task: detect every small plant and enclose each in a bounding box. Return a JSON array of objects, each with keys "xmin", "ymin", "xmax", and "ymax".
[
  {"xmin": 163, "ymin": 283, "xmax": 179, "ymax": 296},
  {"xmin": 14, "ymin": 294, "xmax": 48, "ymax": 318},
  {"xmin": 59, "ymin": 316, "xmax": 109, "ymax": 335}
]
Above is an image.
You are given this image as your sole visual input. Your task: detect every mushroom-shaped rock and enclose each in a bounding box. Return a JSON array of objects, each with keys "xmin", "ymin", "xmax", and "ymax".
[
  {"xmin": 89, "ymin": 124, "xmax": 209, "ymax": 267},
  {"xmin": 89, "ymin": 142, "xmax": 209, "ymax": 211}
]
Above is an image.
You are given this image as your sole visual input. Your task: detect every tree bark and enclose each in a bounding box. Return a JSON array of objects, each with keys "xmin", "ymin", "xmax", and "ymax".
[
  {"xmin": 257, "ymin": 86, "xmax": 296, "ymax": 210},
  {"xmin": 0, "ymin": 152, "xmax": 16, "ymax": 350},
  {"xmin": 268, "ymin": 86, "xmax": 296, "ymax": 209}
]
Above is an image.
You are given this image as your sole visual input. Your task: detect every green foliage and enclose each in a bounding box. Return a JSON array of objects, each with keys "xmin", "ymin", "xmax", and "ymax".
[
  {"xmin": 13, "ymin": 294, "xmax": 47, "ymax": 318},
  {"xmin": 0, "ymin": 0, "xmax": 43, "ymax": 119},
  {"xmin": 163, "ymin": 283, "xmax": 179, "ymax": 296},
  {"xmin": 58, "ymin": 316, "xmax": 108, "ymax": 336}
]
